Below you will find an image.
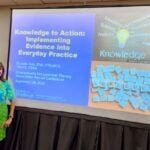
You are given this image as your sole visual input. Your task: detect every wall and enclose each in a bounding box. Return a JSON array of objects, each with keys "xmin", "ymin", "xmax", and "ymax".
[{"xmin": 0, "ymin": 7, "xmax": 11, "ymax": 69}]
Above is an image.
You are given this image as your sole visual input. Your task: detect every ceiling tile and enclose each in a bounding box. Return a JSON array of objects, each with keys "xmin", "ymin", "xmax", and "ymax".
[
  {"xmin": 42, "ymin": 0, "xmax": 70, "ymax": 3},
  {"xmin": 71, "ymin": 0, "xmax": 98, "ymax": 2},
  {"xmin": 101, "ymin": 0, "xmax": 120, "ymax": 1},
  {"xmin": 14, "ymin": 0, "xmax": 42, "ymax": 4},
  {"xmin": 0, "ymin": 0, "xmax": 16, "ymax": 5},
  {"xmin": 71, "ymin": 0, "xmax": 84, "ymax": 2}
]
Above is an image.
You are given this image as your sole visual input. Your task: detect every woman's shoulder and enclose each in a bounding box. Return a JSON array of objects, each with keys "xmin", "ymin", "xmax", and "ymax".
[{"xmin": 2, "ymin": 80, "xmax": 11, "ymax": 86}]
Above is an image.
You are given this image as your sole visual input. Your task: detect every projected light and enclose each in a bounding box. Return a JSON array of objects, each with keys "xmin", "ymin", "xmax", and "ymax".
[{"xmin": 116, "ymin": 29, "xmax": 129, "ymax": 49}]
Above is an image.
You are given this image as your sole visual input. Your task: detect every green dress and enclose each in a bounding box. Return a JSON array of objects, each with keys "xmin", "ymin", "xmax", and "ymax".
[{"xmin": 0, "ymin": 80, "xmax": 15, "ymax": 141}]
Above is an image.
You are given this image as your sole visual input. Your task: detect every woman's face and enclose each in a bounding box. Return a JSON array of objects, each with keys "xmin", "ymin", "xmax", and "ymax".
[{"xmin": 0, "ymin": 67, "xmax": 3, "ymax": 77}]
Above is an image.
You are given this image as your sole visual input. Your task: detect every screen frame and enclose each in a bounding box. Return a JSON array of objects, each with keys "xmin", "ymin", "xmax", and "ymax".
[{"xmin": 7, "ymin": 6, "xmax": 150, "ymax": 124}]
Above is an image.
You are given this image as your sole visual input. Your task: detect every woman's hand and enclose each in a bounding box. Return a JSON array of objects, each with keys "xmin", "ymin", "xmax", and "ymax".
[{"xmin": 4, "ymin": 118, "xmax": 13, "ymax": 128}]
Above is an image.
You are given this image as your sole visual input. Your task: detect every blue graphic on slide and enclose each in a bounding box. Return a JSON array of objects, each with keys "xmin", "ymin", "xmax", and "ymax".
[
  {"xmin": 91, "ymin": 64, "xmax": 150, "ymax": 111},
  {"xmin": 9, "ymin": 13, "xmax": 95, "ymax": 106}
]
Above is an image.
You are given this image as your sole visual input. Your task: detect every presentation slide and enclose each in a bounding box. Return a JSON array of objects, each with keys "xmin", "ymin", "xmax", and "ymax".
[
  {"xmin": 9, "ymin": 11, "xmax": 95, "ymax": 105},
  {"xmin": 9, "ymin": 7, "xmax": 150, "ymax": 117}
]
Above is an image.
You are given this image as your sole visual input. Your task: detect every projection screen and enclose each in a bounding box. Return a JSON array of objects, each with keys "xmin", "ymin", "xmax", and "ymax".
[{"xmin": 8, "ymin": 7, "xmax": 150, "ymax": 123}]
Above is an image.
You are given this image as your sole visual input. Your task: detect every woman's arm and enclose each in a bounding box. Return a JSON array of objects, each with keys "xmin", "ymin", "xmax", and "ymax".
[
  {"xmin": 4, "ymin": 100, "xmax": 15, "ymax": 128},
  {"xmin": 9, "ymin": 100, "xmax": 15, "ymax": 118}
]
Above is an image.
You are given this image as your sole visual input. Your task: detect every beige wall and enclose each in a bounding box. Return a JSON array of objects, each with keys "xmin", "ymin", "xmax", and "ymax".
[{"xmin": 0, "ymin": 7, "xmax": 11, "ymax": 69}]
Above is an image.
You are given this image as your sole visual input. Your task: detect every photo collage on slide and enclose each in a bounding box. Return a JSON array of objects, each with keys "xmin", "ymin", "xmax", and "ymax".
[{"xmin": 89, "ymin": 9, "xmax": 150, "ymax": 114}]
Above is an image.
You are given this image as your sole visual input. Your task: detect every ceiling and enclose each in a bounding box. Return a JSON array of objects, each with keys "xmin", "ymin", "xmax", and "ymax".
[{"xmin": 0, "ymin": 0, "xmax": 150, "ymax": 8}]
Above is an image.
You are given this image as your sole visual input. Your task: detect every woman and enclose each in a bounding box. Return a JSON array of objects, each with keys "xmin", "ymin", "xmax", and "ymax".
[{"xmin": 0, "ymin": 62, "xmax": 15, "ymax": 149}]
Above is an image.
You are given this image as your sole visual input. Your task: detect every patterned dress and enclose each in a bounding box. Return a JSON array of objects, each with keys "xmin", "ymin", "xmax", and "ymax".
[{"xmin": 0, "ymin": 80, "xmax": 15, "ymax": 141}]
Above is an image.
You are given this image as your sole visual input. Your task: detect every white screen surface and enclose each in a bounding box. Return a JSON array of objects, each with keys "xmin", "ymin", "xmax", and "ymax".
[{"xmin": 9, "ymin": 7, "xmax": 150, "ymax": 123}]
